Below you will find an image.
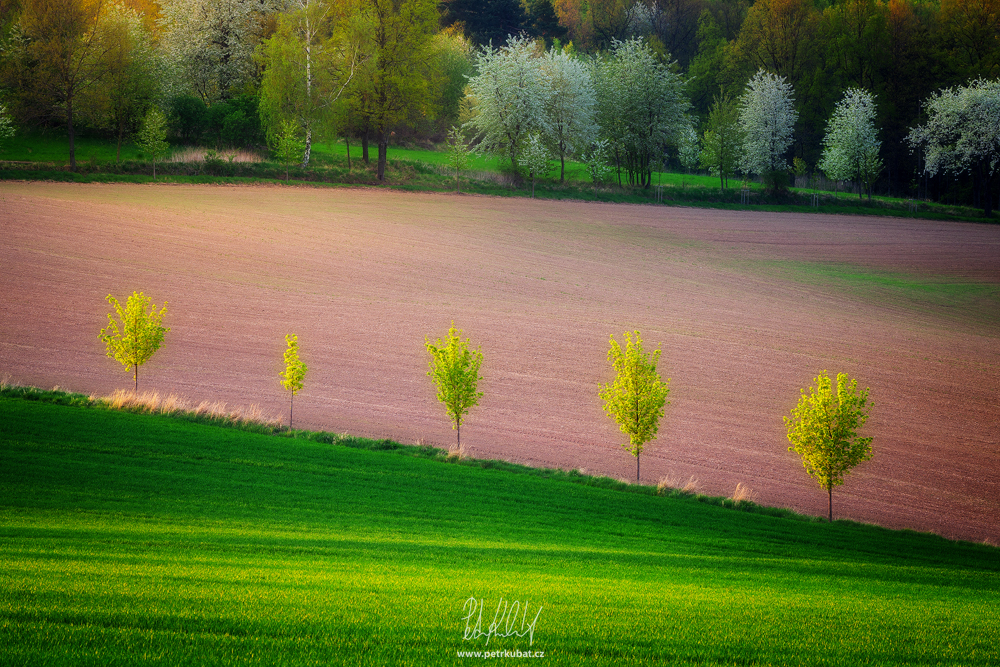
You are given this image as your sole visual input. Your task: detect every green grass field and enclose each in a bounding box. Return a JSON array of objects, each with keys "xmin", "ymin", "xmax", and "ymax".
[
  {"xmin": 1, "ymin": 390, "xmax": 998, "ymax": 665},
  {"xmin": 5, "ymin": 129, "xmax": 992, "ymax": 222},
  {"xmin": 5, "ymin": 127, "xmax": 996, "ymax": 223}
]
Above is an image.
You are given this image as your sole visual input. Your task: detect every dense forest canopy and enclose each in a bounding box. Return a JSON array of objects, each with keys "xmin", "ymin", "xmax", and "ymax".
[{"xmin": 0, "ymin": 0, "xmax": 997, "ymax": 207}]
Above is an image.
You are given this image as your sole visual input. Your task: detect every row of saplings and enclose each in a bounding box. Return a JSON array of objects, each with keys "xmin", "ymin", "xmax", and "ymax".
[{"xmin": 99, "ymin": 291, "xmax": 873, "ymax": 523}]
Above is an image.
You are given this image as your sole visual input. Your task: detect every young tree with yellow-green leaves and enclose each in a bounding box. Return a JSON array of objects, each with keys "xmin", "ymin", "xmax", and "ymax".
[
  {"xmin": 425, "ymin": 323, "xmax": 483, "ymax": 450},
  {"xmin": 280, "ymin": 334, "xmax": 308, "ymax": 429},
  {"xmin": 135, "ymin": 107, "xmax": 169, "ymax": 179},
  {"xmin": 599, "ymin": 330, "xmax": 670, "ymax": 483},
  {"xmin": 785, "ymin": 371, "xmax": 873, "ymax": 522},
  {"xmin": 275, "ymin": 119, "xmax": 306, "ymax": 181},
  {"xmin": 99, "ymin": 291, "xmax": 169, "ymax": 391}
]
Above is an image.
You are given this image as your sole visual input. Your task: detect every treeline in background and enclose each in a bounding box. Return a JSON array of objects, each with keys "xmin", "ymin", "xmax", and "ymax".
[{"xmin": 0, "ymin": 0, "xmax": 997, "ymax": 209}]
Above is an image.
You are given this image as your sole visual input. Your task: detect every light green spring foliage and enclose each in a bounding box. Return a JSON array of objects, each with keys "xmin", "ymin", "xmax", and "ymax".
[
  {"xmin": 280, "ymin": 334, "xmax": 307, "ymax": 395},
  {"xmin": 599, "ymin": 331, "xmax": 670, "ymax": 459},
  {"xmin": 785, "ymin": 371, "xmax": 873, "ymax": 515},
  {"xmin": 275, "ymin": 119, "xmax": 306, "ymax": 180},
  {"xmin": 99, "ymin": 291, "xmax": 169, "ymax": 391},
  {"xmin": 135, "ymin": 107, "xmax": 170, "ymax": 178},
  {"xmin": 445, "ymin": 125, "xmax": 474, "ymax": 192},
  {"xmin": 699, "ymin": 93, "xmax": 743, "ymax": 191},
  {"xmin": 425, "ymin": 324, "xmax": 483, "ymax": 445}
]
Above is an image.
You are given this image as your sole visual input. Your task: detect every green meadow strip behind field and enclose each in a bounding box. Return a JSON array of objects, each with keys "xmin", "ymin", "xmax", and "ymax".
[
  {"xmin": 4, "ymin": 129, "xmax": 994, "ymax": 221},
  {"xmin": 1, "ymin": 395, "xmax": 998, "ymax": 665}
]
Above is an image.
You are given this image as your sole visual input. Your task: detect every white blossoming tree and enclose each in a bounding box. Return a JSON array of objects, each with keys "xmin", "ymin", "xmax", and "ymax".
[
  {"xmin": 739, "ymin": 69, "xmax": 798, "ymax": 193},
  {"xmin": 819, "ymin": 88, "xmax": 883, "ymax": 201},
  {"xmin": 465, "ymin": 35, "xmax": 552, "ymax": 173},
  {"xmin": 678, "ymin": 121, "xmax": 700, "ymax": 172},
  {"xmin": 0, "ymin": 103, "xmax": 15, "ymax": 147},
  {"xmin": 907, "ymin": 79, "xmax": 1000, "ymax": 217},
  {"xmin": 592, "ymin": 37, "xmax": 691, "ymax": 189},
  {"xmin": 540, "ymin": 47, "xmax": 596, "ymax": 183},
  {"xmin": 159, "ymin": 0, "xmax": 281, "ymax": 105}
]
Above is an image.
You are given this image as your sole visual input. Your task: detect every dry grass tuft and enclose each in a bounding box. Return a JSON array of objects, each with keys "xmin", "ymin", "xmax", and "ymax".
[
  {"xmin": 446, "ymin": 443, "xmax": 468, "ymax": 461},
  {"xmin": 732, "ymin": 482, "xmax": 758, "ymax": 503},
  {"xmin": 657, "ymin": 473, "xmax": 701, "ymax": 495},
  {"xmin": 106, "ymin": 389, "xmax": 163, "ymax": 412},
  {"xmin": 682, "ymin": 477, "xmax": 701, "ymax": 494},
  {"xmin": 169, "ymin": 147, "xmax": 265, "ymax": 163},
  {"xmin": 97, "ymin": 390, "xmax": 281, "ymax": 427},
  {"xmin": 160, "ymin": 393, "xmax": 187, "ymax": 415},
  {"xmin": 656, "ymin": 476, "xmax": 671, "ymax": 495}
]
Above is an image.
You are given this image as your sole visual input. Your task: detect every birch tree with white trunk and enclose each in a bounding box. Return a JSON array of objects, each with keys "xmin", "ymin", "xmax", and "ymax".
[{"xmin": 258, "ymin": 0, "xmax": 362, "ymax": 166}]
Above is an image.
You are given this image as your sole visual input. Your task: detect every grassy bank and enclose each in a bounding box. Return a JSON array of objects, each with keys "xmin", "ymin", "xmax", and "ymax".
[
  {"xmin": 1, "ymin": 131, "xmax": 992, "ymax": 223},
  {"xmin": 1, "ymin": 387, "xmax": 997, "ymax": 665}
]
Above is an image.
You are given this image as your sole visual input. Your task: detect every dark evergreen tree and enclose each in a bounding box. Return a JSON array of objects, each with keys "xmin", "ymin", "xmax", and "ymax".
[
  {"xmin": 526, "ymin": 0, "xmax": 566, "ymax": 46},
  {"xmin": 441, "ymin": 0, "xmax": 526, "ymax": 46}
]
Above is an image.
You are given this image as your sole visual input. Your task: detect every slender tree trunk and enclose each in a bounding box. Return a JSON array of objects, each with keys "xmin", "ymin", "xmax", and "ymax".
[
  {"xmin": 68, "ymin": 96, "xmax": 76, "ymax": 171},
  {"xmin": 303, "ymin": 12, "xmax": 313, "ymax": 169},
  {"xmin": 636, "ymin": 453, "xmax": 640, "ymax": 483},
  {"xmin": 377, "ymin": 137, "xmax": 387, "ymax": 181},
  {"xmin": 289, "ymin": 393, "xmax": 294, "ymax": 430},
  {"xmin": 134, "ymin": 365, "xmax": 138, "ymax": 392},
  {"xmin": 531, "ymin": 176, "xmax": 535, "ymax": 198},
  {"xmin": 362, "ymin": 134, "xmax": 369, "ymax": 165},
  {"xmin": 346, "ymin": 137, "xmax": 351, "ymax": 170},
  {"xmin": 456, "ymin": 421, "xmax": 460, "ymax": 450},
  {"xmin": 560, "ymin": 154, "xmax": 565, "ymax": 183},
  {"xmin": 828, "ymin": 485, "xmax": 833, "ymax": 522},
  {"xmin": 984, "ymin": 168, "xmax": 995, "ymax": 218}
]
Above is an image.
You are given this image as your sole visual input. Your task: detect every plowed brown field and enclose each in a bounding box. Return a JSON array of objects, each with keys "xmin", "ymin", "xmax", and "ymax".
[{"xmin": 2, "ymin": 182, "xmax": 999, "ymax": 543}]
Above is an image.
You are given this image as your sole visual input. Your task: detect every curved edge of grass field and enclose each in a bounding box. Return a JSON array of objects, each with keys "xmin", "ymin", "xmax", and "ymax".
[{"xmin": 5, "ymin": 382, "xmax": 996, "ymax": 553}]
